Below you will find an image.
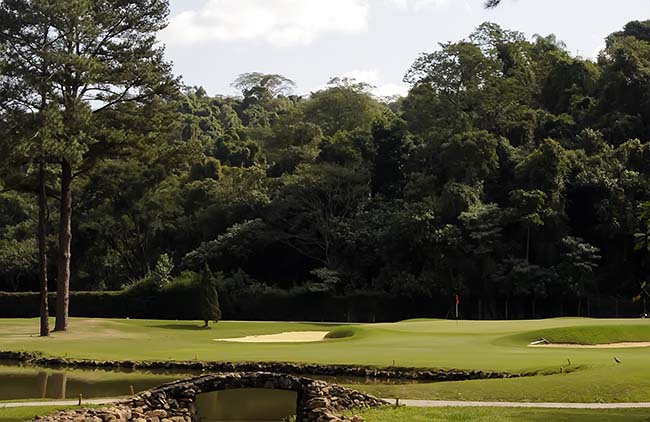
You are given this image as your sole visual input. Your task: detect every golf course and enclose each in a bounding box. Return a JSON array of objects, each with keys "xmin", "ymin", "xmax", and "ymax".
[{"xmin": 2, "ymin": 317, "xmax": 650, "ymax": 421}]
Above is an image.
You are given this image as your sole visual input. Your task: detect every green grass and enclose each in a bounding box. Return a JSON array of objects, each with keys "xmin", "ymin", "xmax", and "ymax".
[
  {"xmin": 324, "ymin": 326, "xmax": 363, "ymax": 339},
  {"xmin": 511, "ymin": 325, "xmax": 650, "ymax": 345},
  {"xmin": 0, "ymin": 406, "xmax": 84, "ymax": 422},
  {"xmin": 345, "ymin": 407, "xmax": 650, "ymax": 422},
  {"xmin": 3, "ymin": 317, "xmax": 650, "ymax": 403}
]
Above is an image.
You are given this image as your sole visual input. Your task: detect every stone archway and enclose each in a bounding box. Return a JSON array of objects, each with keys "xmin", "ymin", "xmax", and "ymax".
[
  {"xmin": 34, "ymin": 372, "xmax": 388, "ymax": 422},
  {"xmin": 130, "ymin": 372, "xmax": 387, "ymax": 422}
]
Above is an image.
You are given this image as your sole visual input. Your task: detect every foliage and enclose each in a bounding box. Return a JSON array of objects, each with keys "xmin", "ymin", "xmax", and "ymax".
[
  {"xmin": 199, "ymin": 265, "xmax": 221, "ymax": 326},
  {"xmin": 2, "ymin": 18, "xmax": 650, "ymax": 320}
]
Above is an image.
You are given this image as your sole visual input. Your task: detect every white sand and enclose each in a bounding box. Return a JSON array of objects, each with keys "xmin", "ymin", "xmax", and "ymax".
[
  {"xmin": 214, "ymin": 331, "xmax": 329, "ymax": 343},
  {"xmin": 529, "ymin": 342, "xmax": 650, "ymax": 349}
]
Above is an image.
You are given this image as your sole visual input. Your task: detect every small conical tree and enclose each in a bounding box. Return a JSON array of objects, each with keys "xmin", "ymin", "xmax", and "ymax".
[{"xmin": 200, "ymin": 265, "xmax": 222, "ymax": 328}]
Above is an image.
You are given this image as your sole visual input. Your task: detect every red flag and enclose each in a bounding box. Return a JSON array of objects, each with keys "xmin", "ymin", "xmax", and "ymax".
[{"xmin": 455, "ymin": 294, "xmax": 459, "ymax": 305}]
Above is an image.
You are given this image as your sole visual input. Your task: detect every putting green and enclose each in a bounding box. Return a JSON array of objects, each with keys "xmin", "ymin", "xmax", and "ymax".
[{"xmin": 2, "ymin": 317, "xmax": 650, "ymax": 403}]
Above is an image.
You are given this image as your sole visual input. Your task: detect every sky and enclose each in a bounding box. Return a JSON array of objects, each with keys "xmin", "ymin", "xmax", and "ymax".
[{"xmin": 159, "ymin": 0, "xmax": 650, "ymax": 97}]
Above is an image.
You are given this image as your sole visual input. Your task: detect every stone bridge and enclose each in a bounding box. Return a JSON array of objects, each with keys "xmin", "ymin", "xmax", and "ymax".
[{"xmin": 35, "ymin": 372, "xmax": 389, "ymax": 422}]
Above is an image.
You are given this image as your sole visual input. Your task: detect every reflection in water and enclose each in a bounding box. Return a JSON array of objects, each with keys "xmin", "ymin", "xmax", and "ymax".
[
  {"xmin": 47, "ymin": 372, "xmax": 67, "ymax": 399},
  {"xmin": 196, "ymin": 388, "xmax": 297, "ymax": 422},
  {"xmin": 0, "ymin": 365, "xmax": 181, "ymax": 401},
  {"xmin": 37, "ymin": 371, "xmax": 48, "ymax": 398},
  {"xmin": 32, "ymin": 371, "xmax": 68, "ymax": 399},
  {"xmin": 0, "ymin": 363, "xmax": 424, "ymax": 403}
]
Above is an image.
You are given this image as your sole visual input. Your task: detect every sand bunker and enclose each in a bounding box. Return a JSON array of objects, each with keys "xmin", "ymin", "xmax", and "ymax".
[
  {"xmin": 529, "ymin": 341, "xmax": 650, "ymax": 349},
  {"xmin": 214, "ymin": 331, "xmax": 329, "ymax": 343}
]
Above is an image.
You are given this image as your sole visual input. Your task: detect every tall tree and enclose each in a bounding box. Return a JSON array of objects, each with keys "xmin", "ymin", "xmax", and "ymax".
[
  {"xmin": 0, "ymin": 2, "xmax": 54, "ymax": 335},
  {"xmin": 485, "ymin": 0, "xmax": 502, "ymax": 7},
  {"xmin": 0, "ymin": 0, "xmax": 175, "ymax": 331},
  {"xmin": 232, "ymin": 72, "xmax": 296, "ymax": 98},
  {"xmin": 199, "ymin": 265, "xmax": 222, "ymax": 328}
]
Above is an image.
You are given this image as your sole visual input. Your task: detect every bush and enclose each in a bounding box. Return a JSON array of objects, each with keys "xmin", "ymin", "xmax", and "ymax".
[{"xmin": 0, "ymin": 270, "xmax": 444, "ymax": 322}]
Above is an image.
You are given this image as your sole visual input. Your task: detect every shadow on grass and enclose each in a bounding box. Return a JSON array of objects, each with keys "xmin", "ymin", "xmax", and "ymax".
[
  {"xmin": 148, "ymin": 322, "xmax": 352, "ymax": 331},
  {"xmin": 147, "ymin": 324, "xmax": 209, "ymax": 330}
]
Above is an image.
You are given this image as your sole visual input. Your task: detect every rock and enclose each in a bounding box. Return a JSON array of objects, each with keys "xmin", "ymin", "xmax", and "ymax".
[
  {"xmin": 147, "ymin": 410, "xmax": 167, "ymax": 418},
  {"xmin": 29, "ymin": 372, "xmax": 389, "ymax": 422}
]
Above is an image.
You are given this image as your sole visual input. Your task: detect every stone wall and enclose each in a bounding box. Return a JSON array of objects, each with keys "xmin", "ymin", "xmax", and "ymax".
[
  {"xmin": 34, "ymin": 372, "xmax": 389, "ymax": 422},
  {"xmin": 1, "ymin": 350, "xmax": 527, "ymax": 381}
]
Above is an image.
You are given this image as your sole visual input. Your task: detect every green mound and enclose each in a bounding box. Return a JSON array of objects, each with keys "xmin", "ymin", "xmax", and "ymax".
[
  {"xmin": 325, "ymin": 326, "xmax": 364, "ymax": 339},
  {"xmin": 519, "ymin": 324, "xmax": 650, "ymax": 345}
]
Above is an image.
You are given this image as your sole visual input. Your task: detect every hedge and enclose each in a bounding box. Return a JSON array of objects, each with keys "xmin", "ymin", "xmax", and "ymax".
[
  {"xmin": 2, "ymin": 289, "xmax": 635, "ymax": 321},
  {"xmin": 0, "ymin": 288, "xmax": 441, "ymax": 322}
]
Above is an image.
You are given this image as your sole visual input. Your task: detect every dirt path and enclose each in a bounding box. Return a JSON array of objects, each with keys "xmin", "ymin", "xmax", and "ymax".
[
  {"xmin": 529, "ymin": 342, "xmax": 650, "ymax": 349},
  {"xmin": 0, "ymin": 398, "xmax": 121, "ymax": 408},
  {"xmin": 389, "ymin": 399, "xmax": 650, "ymax": 409},
  {"xmin": 4, "ymin": 398, "xmax": 650, "ymax": 410}
]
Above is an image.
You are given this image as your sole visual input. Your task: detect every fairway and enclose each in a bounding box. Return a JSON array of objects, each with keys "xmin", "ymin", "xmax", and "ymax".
[{"xmin": 2, "ymin": 317, "xmax": 650, "ymax": 403}]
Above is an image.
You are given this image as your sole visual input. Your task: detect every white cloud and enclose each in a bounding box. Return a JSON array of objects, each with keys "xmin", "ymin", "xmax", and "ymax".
[
  {"xmin": 387, "ymin": 0, "xmax": 472, "ymax": 12},
  {"xmin": 340, "ymin": 69, "xmax": 409, "ymax": 98},
  {"xmin": 160, "ymin": 0, "xmax": 369, "ymax": 47},
  {"xmin": 373, "ymin": 82, "xmax": 409, "ymax": 98},
  {"xmin": 341, "ymin": 69, "xmax": 381, "ymax": 85},
  {"xmin": 590, "ymin": 42, "xmax": 606, "ymax": 60},
  {"xmin": 386, "ymin": 0, "xmax": 451, "ymax": 9}
]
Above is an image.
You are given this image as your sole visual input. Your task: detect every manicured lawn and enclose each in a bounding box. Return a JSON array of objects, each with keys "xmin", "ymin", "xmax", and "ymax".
[
  {"xmin": 346, "ymin": 407, "xmax": 650, "ymax": 422},
  {"xmin": 3, "ymin": 317, "xmax": 650, "ymax": 403}
]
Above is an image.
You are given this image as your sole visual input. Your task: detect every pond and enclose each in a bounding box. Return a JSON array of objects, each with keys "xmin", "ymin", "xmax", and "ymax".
[
  {"xmin": 196, "ymin": 389, "xmax": 297, "ymax": 422},
  {"xmin": 0, "ymin": 363, "xmax": 419, "ymax": 421},
  {"xmin": 0, "ymin": 364, "xmax": 183, "ymax": 401},
  {"xmin": 0, "ymin": 363, "xmax": 424, "ymax": 402}
]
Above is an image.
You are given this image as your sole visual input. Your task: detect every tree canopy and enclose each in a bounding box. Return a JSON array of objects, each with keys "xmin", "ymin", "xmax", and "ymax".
[{"xmin": 3, "ymin": 17, "xmax": 650, "ymax": 320}]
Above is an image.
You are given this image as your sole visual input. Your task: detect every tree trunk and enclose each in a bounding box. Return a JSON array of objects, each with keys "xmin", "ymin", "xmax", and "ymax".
[
  {"xmin": 38, "ymin": 161, "xmax": 50, "ymax": 337},
  {"xmin": 54, "ymin": 159, "xmax": 72, "ymax": 332},
  {"xmin": 525, "ymin": 226, "xmax": 531, "ymax": 263},
  {"xmin": 50, "ymin": 372, "xmax": 67, "ymax": 400},
  {"xmin": 577, "ymin": 296, "xmax": 582, "ymax": 317},
  {"xmin": 532, "ymin": 297, "xmax": 536, "ymax": 319},
  {"xmin": 37, "ymin": 372, "xmax": 48, "ymax": 399}
]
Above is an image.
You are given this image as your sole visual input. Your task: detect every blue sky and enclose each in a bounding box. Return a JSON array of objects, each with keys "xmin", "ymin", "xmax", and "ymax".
[{"xmin": 160, "ymin": 0, "xmax": 650, "ymax": 97}]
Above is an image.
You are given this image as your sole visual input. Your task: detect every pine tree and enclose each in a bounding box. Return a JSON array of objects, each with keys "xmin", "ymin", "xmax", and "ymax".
[
  {"xmin": 200, "ymin": 265, "xmax": 222, "ymax": 328},
  {"xmin": 0, "ymin": 0, "xmax": 175, "ymax": 331}
]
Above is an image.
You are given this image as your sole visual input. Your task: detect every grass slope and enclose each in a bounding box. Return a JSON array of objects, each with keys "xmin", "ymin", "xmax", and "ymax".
[
  {"xmin": 0, "ymin": 406, "xmax": 81, "ymax": 422},
  {"xmin": 512, "ymin": 325, "xmax": 650, "ymax": 345},
  {"xmin": 3, "ymin": 317, "xmax": 650, "ymax": 403}
]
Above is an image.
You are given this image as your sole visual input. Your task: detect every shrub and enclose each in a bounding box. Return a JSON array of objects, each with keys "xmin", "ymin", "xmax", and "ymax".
[{"xmin": 199, "ymin": 266, "xmax": 221, "ymax": 327}]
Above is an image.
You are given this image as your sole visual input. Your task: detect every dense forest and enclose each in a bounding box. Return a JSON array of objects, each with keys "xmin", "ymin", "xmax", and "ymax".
[{"xmin": 2, "ymin": 10, "xmax": 650, "ymax": 319}]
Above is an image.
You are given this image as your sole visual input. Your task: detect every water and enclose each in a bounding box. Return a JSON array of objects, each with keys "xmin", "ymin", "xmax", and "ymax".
[
  {"xmin": 0, "ymin": 364, "xmax": 420, "ymax": 421},
  {"xmin": 0, "ymin": 363, "xmax": 425, "ymax": 402},
  {"xmin": 196, "ymin": 389, "xmax": 297, "ymax": 422},
  {"xmin": 0, "ymin": 364, "xmax": 183, "ymax": 400}
]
